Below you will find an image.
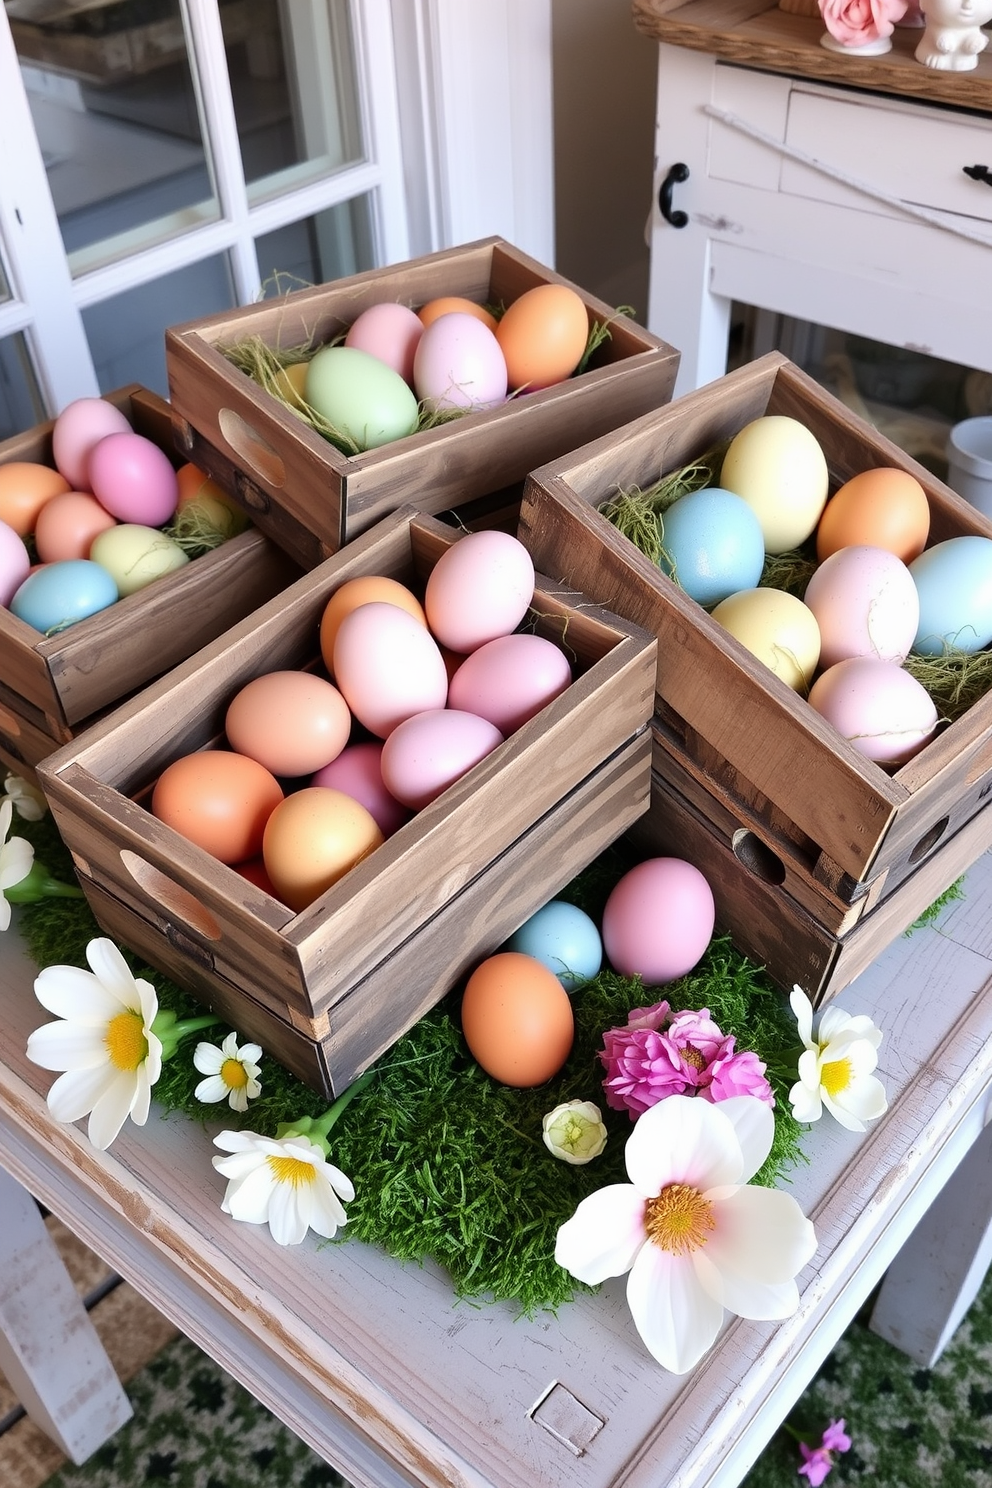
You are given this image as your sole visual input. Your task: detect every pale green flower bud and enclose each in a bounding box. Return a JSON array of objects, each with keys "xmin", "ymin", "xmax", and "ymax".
[{"xmin": 542, "ymin": 1100, "xmax": 607, "ymax": 1164}]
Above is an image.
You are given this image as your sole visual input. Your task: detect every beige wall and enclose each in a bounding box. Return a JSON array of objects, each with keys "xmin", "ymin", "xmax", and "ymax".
[{"xmin": 552, "ymin": 0, "xmax": 658, "ymax": 321}]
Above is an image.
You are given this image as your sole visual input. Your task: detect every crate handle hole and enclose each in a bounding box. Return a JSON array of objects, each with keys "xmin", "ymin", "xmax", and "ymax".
[
  {"xmin": 119, "ymin": 850, "xmax": 222, "ymax": 941},
  {"xmin": 217, "ymin": 408, "xmax": 287, "ymax": 489},
  {"xmin": 0, "ymin": 703, "xmax": 22, "ymax": 738},
  {"xmin": 908, "ymin": 817, "xmax": 949, "ymax": 866},
  {"xmin": 731, "ymin": 829, "xmax": 786, "ymax": 886}
]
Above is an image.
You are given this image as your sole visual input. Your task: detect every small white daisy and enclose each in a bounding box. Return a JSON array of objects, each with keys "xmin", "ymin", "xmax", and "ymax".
[
  {"xmin": 0, "ymin": 799, "xmax": 34, "ymax": 932},
  {"xmin": 788, "ymin": 985, "xmax": 888, "ymax": 1133},
  {"xmin": 3, "ymin": 773, "xmax": 48, "ymax": 821},
  {"xmin": 212, "ymin": 1130, "xmax": 355, "ymax": 1246},
  {"xmin": 193, "ymin": 1032, "xmax": 262, "ymax": 1112}
]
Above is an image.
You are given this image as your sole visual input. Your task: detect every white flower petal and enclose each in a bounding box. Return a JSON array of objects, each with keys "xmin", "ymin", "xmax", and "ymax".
[
  {"xmin": 227, "ymin": 1085, "xmax": 249, "ymax": 1113},
  {"xmin": 0, "ymin": 799, "xmax": 11, "ymax": 838},
  {"xmin": 222, "ymin": 1163, "xmax": 278, "ymax": 1223},
  {"xmin": 266, "ymin": 1175, "xmax": 311, "ymax": 1246},
  {"xmin": 26, "ymin": 1020, "xmax": 113, "ymax": 1071},
  {"xmin": 85, "ymin": 939, "xmax": 143, "ymax": 1005},
  {"xmin": 46, "ymin": 1065, "xmax": 116, "ymax": 1124},
  {"xmin": 129, "ymin": 1064, "xmax": 153, "ymax": 1127},
  {"xmin": 212, "ymin": 1129, "xmax": 261, "ymax": 1155},
  {"xmin": 704, "ymin": 1187, "xmax": 818, "ymax": 1290},
  {"xmin": 555, "ymin": 1185, "xmax": 647, "ymax": 1284},
  {"xmin": 0, "ymin": 838, "xmax": 34, "ymax": 889},
  {"xmin": 712, "ymin": 1096, "xmax": 774, "ymax": 1182},
  {"xmin": 239, "ymin": 1043, "xmax": 263, "ymax": 1065},
  {"xmin": 790, "ymin": 986, "xmax": 814, "ymax": 1047},
  {"xmin": 0, "ymin": 896, "xmax": 10, "ymax": 932},
  {"xmin": 322, "ymin": 1162, "xmax": 355, "ymax": 1204},
  {"xmin": 193, "ymin": 1044, "xmax": 225, "ymax": 1076},
  {"xmin": 693, "ymin": 1248, "xmax": 801, "ymax": 1320},
  {"xmin": 307, "ymin": 1178, "xmax": 349, "ymax": 1238},
  {"xmin": 33, "ymin": 965, "xmax": 122, "ymax": 1023},
  {"xmin": 625, "ymin": 1095, "xmax": 744, "ymax": 1196},
  {"xmin": 626, "ymin": 1240, "xmax": 725, "ymax": 1374},
  {"xmin": 195, "ymin": 1075, "xmax": 229, "ymax": 1104},
  {"xmin": 87, "ymin": 1070, "xmax": 142, "ymax": 1150},
  {"xmin": 788, "ymin": 1078, "xmax": 822, "ymax": 1123}
]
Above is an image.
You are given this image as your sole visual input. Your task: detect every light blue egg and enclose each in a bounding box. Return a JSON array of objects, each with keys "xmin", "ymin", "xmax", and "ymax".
[
  {"xmin": 505, "ymin": 900, "xmax": 603, "ymax": 992},
  {"xmin": 658, "ymin": 487, "xmax": 766, "ymax": 607},
  {"xmin": 910, "ymin": 536, "xmax": 992, "ymax": 656},
  {"xmin": 11, "ymin": 559, "xmax": 118, "ymax": 634}
]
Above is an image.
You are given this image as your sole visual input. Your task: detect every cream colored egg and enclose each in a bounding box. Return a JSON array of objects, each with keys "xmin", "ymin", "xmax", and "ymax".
[
  {"xmin": 90, "ymin": 523, "xmax": 190, "ymax": 596},
  {"xmin": 720, "ymin": 415, "xmax": 829, "ymax": 555},
  {"xmin": 710, "ymin": 586, "xmax": 821, "ymax": 692}
]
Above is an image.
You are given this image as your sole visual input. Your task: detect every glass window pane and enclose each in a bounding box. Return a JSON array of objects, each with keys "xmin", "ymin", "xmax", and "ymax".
[
  {"xmin": 254, "ymin": 195, "xmax": 374, "ymax": 293},
  {"xmin": 81, "ymin": 253, "xmax": 236, "ymax": 398},
  {"xmin": 0, "ymin": 332, "xmax": 46, "ymax": 438},
  {"xmin": 0, "ymin": 260, "xmax": 10, "ymax": 303},
  {"xmin": 227, "ymin": 0, "xmax": 364, "ymax": 201},
  {"xmin": 7, "ymin": 0, "xmax": 218, "ymax": 273}
]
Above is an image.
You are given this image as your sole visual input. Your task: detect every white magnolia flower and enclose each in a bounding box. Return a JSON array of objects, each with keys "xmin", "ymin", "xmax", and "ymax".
[
  {"xmin": 3, "ymin": 773, "xmax": 48, "ymax": 821},
  {"xmin": 0, "ymin": 798, "xmax": 34, "ymax": 931},
  {"xmin": 212, "ymin": 1130, "xmax": 355, "ymax": 1246},
  {"xmin": 193, "ymin": 1031, "xmax": 262, "ymax": 1112},
  {"xmin": 26, "ymin": 937, "xmax": 163, "ymax": 1150},
  {"xmin": 543, "ymin": 1100, "xmax": 608, "ymax": 1164},
  {"xmin": 788, "ymin": 986, "xmax": 888, "ymax": 1133},
  {"xmin": 555, "ymin": 1093, "xmax": 817, "ymax": 1375}
]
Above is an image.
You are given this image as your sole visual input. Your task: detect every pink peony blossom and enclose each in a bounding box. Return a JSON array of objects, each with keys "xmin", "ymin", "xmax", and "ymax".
[
  {"xmin": 703, "ymin": 1048, "xmax": 775, "ymax": 1107},
  {"xmin": 819, "ymin": 0, "xmax": 908, "ymax": 46},
  {"xmin": 798, "ymin": 1419, "xmax": 852, "ymax": 1485},
  {"xmin": 600, "ymin": 1025, "xmax": 690, "ymax": 1116}
]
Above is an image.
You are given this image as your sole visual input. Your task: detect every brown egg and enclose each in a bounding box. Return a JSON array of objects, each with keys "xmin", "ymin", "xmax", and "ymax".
[
  {"xmin": 151, "ymin": 750, "xmax": 284, "ymax": 864},
  {"xmin": 225, "ymin": 670, "xmax": 352, "ymax": 778},
  {"xmin": 34, "ymin": 490, "xmax": 117, "ymax": 562},
  {"xmin": 460, "ymin": 951, "xmax": 574, "ymax": 1087},
  {"xmin": 262, "ymin": 786, "xmax": 383, "ymax": 911},
  {"xmin": 816, "ymin": 467, "xmax": 931, "ymax": 564}
]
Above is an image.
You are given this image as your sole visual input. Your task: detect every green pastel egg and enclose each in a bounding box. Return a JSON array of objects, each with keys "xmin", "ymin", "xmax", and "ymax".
[
  {"xmin": 304, "ymin": 345, "xmax": 420, "ymax": 451},
  {"xmin": 90, "ymin": 524, "xmax": 190, "ymax": 596}
]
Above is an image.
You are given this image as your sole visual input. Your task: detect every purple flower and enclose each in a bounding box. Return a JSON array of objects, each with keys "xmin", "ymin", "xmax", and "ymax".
[
  {"xmin": 703, "ymin": 1049, "xmax": 775, "ymax": 1107},
  {"xmin": 798, "ymin": 1419, "xmax": 851, "ymax": 1485}
]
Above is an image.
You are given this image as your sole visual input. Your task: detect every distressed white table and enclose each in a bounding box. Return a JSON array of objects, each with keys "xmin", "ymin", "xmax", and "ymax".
[{"xmin": 2, "ymin": 852, "xmax": 992, "ymax": 1488}]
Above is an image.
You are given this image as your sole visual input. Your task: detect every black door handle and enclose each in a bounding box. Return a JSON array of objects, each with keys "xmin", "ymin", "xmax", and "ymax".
[
  {"xmin": 659, "ymin": 162, "xmax": 690, "ymax": 227},
  {"xmin": 963, "ymin": 164, "xmax": 992, "ymax": 187}
]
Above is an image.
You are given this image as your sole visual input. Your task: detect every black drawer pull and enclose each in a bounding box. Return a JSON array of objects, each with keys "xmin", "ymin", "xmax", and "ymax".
[
  {"xmin": 963, "ymin": 164, "xmax": 992, "ymax": 187},
  {"xmin": 659, "ymin": 162, "xmax": 690, "ymax": 227}
]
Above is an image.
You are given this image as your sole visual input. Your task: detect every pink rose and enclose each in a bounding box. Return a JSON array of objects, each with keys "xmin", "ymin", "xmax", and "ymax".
[
  {"xmin": 819, "ymin": 0, "xmax": 908, "ymax": 45},
  {"xmin": 664, "ymin": 1007, "xmax": 735, "ymax": 1068},
  {"xmin": 701, "ymin": 1049, "xmax": 775, "ymax": 1107},
  {"xmin": 600, "ymin": 1027, "xmax": 690, "ymax": 1117}
]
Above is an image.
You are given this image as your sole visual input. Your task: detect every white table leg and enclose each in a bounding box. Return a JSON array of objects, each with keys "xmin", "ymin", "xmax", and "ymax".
[
  {"xmin": 0, "ymin": 1166, "xmax": 133, "ymax": 1463},
  {"xmin": 869, "ymin": 1118, "xmax": 992, "ymax": 1366}
]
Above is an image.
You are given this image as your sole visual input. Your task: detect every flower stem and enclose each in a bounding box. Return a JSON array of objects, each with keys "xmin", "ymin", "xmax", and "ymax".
[
  {"xmin": 277, "ymin": 1068, "xmax": 377, "ymax": 1152},
  {"xmin": 5, "ymin": 863, "xmax": 84, "ymax": 903},
  {"xmin": 152, "ymin": 1009, "xmax": 223, "ymax": 1062}
]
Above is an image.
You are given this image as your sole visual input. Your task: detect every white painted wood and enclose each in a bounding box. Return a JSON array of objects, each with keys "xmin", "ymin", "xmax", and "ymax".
[
  {"xmin": 0, "ymin": 1165, "xmax": 133, "ymax": 1463},
  {"xmin": 2, "ymin": 849, "xmax": 992, "ymax": 1488},
  {"xmin": 869, "ymin": 1116, "xmax": 992, "ymax": 1366}
]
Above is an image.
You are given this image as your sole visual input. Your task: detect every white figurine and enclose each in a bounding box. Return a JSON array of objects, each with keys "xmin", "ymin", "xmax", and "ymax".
[{"xmin": 915, "ymin": 0, "xmax": 992, "ymax": 69}]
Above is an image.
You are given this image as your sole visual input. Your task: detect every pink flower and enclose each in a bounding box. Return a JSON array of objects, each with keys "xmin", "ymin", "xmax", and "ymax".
[
  {"xmin": 600, "ymin": 1026, "xmax": 690, "ymax": 1116},
  {"xmin": 819, "ymin": 0, "xmax": 908, "ymax": 46},
  {"xmin": 665, "ymin": 1007, "xmax": 733, "ymax": 1066},
  {"xmin": 703, "ymin": 1049, "xmax": 775, "ymax": 1106},
  {"xmin": 798, "ymin": 1419, "xmax": 852, "ymax": 1485}
]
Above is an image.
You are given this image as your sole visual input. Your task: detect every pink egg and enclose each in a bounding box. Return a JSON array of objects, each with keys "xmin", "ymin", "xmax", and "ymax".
[
  {"xmin": 602, "ymin": 858, "xmax": 716, "ymax": 984},
  {"xmin": 332, "ymin": 600, "xmax": 449, "ymax": 738},
  {"xmin": 51, "ymin": 398, "xmax": 132, "ymax": 491},
  {"xmin": 34, "ymin": 491, "xmax": 117, "ymax": 562},
  {"xmin": 412, "ymin": 312, "xmax": 508, "ymax": 413},
  {"xmin": 0, "ymin": 519, "xmax": 31, "ymax": 607},
  {"xmin": 425, "ymin": 530, "xmax": 535, "ymax": 653},
  {"xmin": 345, "ymin": 302, "xmax": 424, "ymax": 386},
  {"xmin": 311, "ymin": 741, "xmax": 411, "ymax": 838},
  {"xmin": 88, "ymin": 433, "xmax": 179, "ymax": 526},
  {"xmin": 807, "ymin": 657, "xmax": 938, "ymax": 765},
  {"xmin": 447, "ymin": 632, "xmax": 572, "ymax": 733},
  {"xmin": 803, "ymin": 545, "xmax": 920, "ymax": 668},
  {"xmin": 380, "ymin": 709, "xmax": 504, "ymax": 809}
]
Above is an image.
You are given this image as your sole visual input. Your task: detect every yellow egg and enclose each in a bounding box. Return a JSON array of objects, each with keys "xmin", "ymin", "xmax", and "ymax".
[
  {"xmin": 720, "ymin": 416, "xmax": 829, "ymax": 555},
  {"xmin": 710, "ymin": 587, "xmax": 821, "ymax": 692}
]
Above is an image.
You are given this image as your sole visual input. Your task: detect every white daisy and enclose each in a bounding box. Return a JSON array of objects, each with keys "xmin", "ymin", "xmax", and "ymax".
[
  {"xmin": 26, "ymin": 937, "xmax": 163, "ymax": 1150},
  {"xmin": 0, "ymin": 798, "xmax": 35, "ymax": 931},
  {"xmin": 3, "ymin": 773, "xmax": 48, "ymax": 821},
  {"xmin": 788, "ymin": 986, "xmax": 888, "ymax": 1133},
  {"xmin": 212, "ymin": 1130, "xmax": 355, "ymax": 1246},
  {"xmin": 193, "ymin": 1032, "xmax": 262, "ymax": 1112}
]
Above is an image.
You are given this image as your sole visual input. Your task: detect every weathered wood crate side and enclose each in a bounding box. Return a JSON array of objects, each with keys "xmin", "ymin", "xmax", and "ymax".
[
  {"xmin": 38, "ymin": 508, "xmax": 657, "ymax": 1040},
  {"xmin": 166, "ymin": 237, "xmax": 680, "ymax": 570},
  {"xmin": 518, "ymin": 351, "xmax": 992, "ymax": 892},
  {"xmin": 0, "ymin": 386, "xmax": 301, "ymax": 730}
]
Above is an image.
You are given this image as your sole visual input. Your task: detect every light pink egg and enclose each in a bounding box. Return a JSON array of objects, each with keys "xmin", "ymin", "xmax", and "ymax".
[
  {"xmin": 807, "ymin": 657, "xmax": 938, "ymax": 765},
  {"xmin": 51, "ymin": 398, "xmax": 132, "ymax": 492},
  {"xmin": 332, "ymin": 600, "xmax": 448, "ymax": 738},
  {"xmin": 0, "ymin": 519, "xmax": 32, "ymax": 607},
  {"xmin": 412, "ymin": 312, "xmax": 508, "ymax": 413},
  {"xmin": 425, "ymin": 530, "xmax": 535, "ymax": 653},
  {"xmin": 311, "ymin": 741, "xmax": 411, "ymax": 837},
  {"xmin": 602, "ymin": 857, "xmax": 716, "ymax": 984},
  {"xmin": 803, "ymin": 545, "xmax": 919, "ymax": 668},
  {"xmin": 345, "ymin": 302, "xmax": 424, "ymax": 386},
  {"xmin": 447, "ymin": 632, "xmax": 572, "ymax": 733},
  {"xmin": 88, "ymin": 433, "xmax": 179, "ymax": 526},
  {"xmin": 380, "ymin": 708, "xmax": 504, "ymax": 810}
]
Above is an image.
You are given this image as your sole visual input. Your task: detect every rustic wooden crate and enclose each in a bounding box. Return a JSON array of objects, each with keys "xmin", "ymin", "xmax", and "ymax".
[
  {"xmin": 518, "ymin": 350, "xmax": 992, "ymax": 906},
  {"xmin": 0, "ymin": 386, "xmax": 301, "ymax": 749},
  {"xmin": 37, "ymin": 509, "xmax": 657, "ymax": 1096},
  {"xmin": 165, "ymin": 237, "xmax": 681, "ymax": 571}
]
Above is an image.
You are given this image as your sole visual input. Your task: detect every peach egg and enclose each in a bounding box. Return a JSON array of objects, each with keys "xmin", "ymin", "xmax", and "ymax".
[
  {"xmin": 0, "ymin": 462, "xmax": 71, "ymax": 536},
  {"xmin": 460, "ymin": 951, "xmax": 575, "ymax": 1087},
  {"xmin": 151, "ymin": 750, "xmax": 284, "ymax": 864},
  {"xmin": 319, "ymin": 575, "xmax": 427, "ymax": 674},
  {"xmin": 816, "ymin": 467, "xmax": 931, "ymax": 564},
  {"xmin": 225, "ymin": 670, "xmax": 352, "ymax": 778},
  {"xmin": 262, "ymin": 786, "xmax": 384, "ymax": 911},
  {"xmin": 495, "ymin": 283, "xmax": 589, "ymax": 391},
  {"xmin": 33, "ymin": 490, "xmax": 117, "ymax": 562},
  {"xmin": 417, "ymin": 296, "xmax": 499, "ymax": 333}
]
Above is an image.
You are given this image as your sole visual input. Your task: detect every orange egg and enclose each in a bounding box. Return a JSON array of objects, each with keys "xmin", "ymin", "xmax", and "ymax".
[
  {"xmin": 262, "ymin": 786, "xmax": 384, "ymax": 911},
  {"xmin": 319, "ymin": 575, "xmax": 427, "ymax": 673},
  {"xmin": 495, "ymin": 284, "xmax": 589, "ymax": 392},
  {"xmin": 175, "ymin": 462, "xmax": 249, "ymax": 537},
  {"xmin": 151, "ymin": 750, "xmax": 284, "ymax": 864},
  {"xmin": 0, "ymin": 462, "xmax": 71, "ymax": 536},
  {"xmin": 225, "ymin": 670, "xmax": 352, "ymax": 778},
  {"xmin": 816, "ymin": 467, "xmax": 931, "ymax": 563},
  {"xmin": 460, "ymin": 951, "xmax": 575, "ymax": 1087},
  {"xmin": 417, "ymin": 296, "xmax": 499, "ymax": 333},
  {"xmin": 34, "ymin": 491, "xmax": 117, "ymax": 562}
]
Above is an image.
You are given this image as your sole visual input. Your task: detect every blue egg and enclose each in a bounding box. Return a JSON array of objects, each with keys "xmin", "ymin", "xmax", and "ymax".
[
  {"xmin": 11, "ymin": 559, "xmax": 118, "ymax": 634},
  {"xmin": 658, "ymin": 487, "xmax": 766, "ymax": 607},
  {"xmin": 910, "ymin": 536, "xmax": 992, "ymax": 656},
  {"xmin": 505, "ymin": 900, "xmax": 603, "ymax": 992}
]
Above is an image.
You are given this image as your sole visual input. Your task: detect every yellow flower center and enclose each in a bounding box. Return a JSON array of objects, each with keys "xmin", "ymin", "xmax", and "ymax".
[
  {"xmin": 105, "ymin": 1010, "xmax": 149, "ymax": 1072},
  {"xmin": 681, "ymin": 1046, "xmax": 705, "ymax": 1070},
  {"xmin": 644, "ymin": 1183, "xmax": 716, "ymax": 1255},
  {"xmin": 221, "ymin": 1058, "xmax": 249, "ymax": 1089},
  {"xmin": 821, "ymin": 1057, "xmax": 852, "ymax": 1095},
  {"xmin": 267, "ymin": 1154, "xmax": 317, "ymax": 1188}
]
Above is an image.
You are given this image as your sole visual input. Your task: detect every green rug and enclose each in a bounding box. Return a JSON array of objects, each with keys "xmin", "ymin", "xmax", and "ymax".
[{"xmin": 40, "ymin": 1265, "xmax": 992, "ymax": 1488}]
